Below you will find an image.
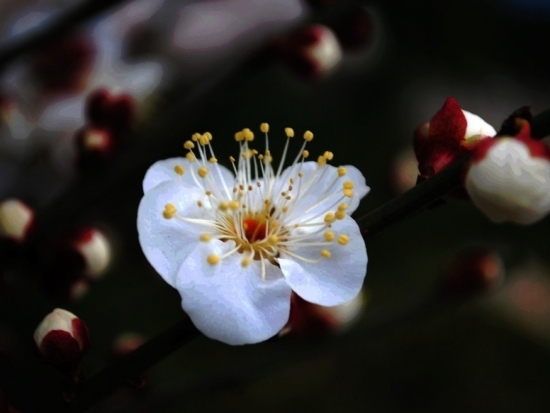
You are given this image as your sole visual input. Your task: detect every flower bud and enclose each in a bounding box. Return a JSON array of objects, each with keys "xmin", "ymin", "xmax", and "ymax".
[
  {"xmin": 72, "ymin": 228, "xmax": 112, "ymax": 280},
  {"xmin": 440, "ymin": 248, "xmax": 504, "ymax": 297},
  {"xmin": 111, "ymin": 332, "xmax": 146, "ymax": 359},
  {"xmin": 276, "ymin": 25, "xmax": 342, "ymax": 79},
  {"xmin": 85, "ymin": 88, "xmax": 136, "ymax": 131},
  {"xmin": 414, "ymin": 97, "xmax": 496, "ymax": 179},
  {"xmin": 465, "ymin": 125, "xmax": 550, "ymax": 225},
  {"xmin": 0, "ymin": 199, "xmax": 34, "ymax": 243},
  {"xmin": 30, "ymin": 35, "xmax": 96, "ymax": 95},
  {"xmin": 280, "ymin": 291, "xmax": 365, "ymax": 338},
  {"xmin": 74, "ymin": 126, "xmax": 116, "ymax": 169},
  {"xmin": 34, "ymin": 309, "xmax": 90, "ymax": 365}
]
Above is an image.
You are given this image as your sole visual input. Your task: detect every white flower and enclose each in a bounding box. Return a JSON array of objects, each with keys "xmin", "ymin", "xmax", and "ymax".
[
  {"xmin": 137, "ymin": 124, "xmax": 369, "ymax": 345},
  {"xmin": 465, "ymin": 135, "xmax": 550, "ymax": 225}
]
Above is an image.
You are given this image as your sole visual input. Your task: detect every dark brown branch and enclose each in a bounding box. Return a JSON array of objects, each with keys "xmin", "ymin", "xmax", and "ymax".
[{"xmin": 0, "ymin": 0, "xmax": 130, "ymax": 69}]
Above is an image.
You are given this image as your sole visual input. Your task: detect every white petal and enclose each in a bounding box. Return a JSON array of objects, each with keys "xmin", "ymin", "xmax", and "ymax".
[
  {"xmin": 175, "ymin": 239, "xmax": 292, "ymax": 345},
  {"xmin": 463, "ymin": 110, "xmax": 496, "ymax": 138},
  {"xmin": 279, "ymin": 162, "xmax": 369, "ymax": 224},
  {"xmin": 142, "ymin": 157, "xmax": 235, "ymax": 193},
  {"xmin": 279, "ymin": 215, "xmax": 367, "ymax": 306},
  {"xmin": 137, "ymin": 180, "xmax": 207, "ymax": 286}
]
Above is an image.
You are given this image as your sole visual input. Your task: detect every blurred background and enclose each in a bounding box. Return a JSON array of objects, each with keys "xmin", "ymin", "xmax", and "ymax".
[{"xmin": 2, "ymin": 0, "xmax": 550, "ymax": 412}]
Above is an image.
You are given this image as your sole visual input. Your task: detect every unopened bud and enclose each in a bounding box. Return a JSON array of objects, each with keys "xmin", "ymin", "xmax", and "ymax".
[
  {"xmin": 276, "ymin": 25, "xmax": 342, "ymax": 79},
  {"xmin": 0, "ymin": 199, "xmax": 34, "ymax": 243},
  {"xmin": 280, "ymin": 291, "xmax": 365, "ymax": 338},
  {"xmin": 85, "ymin": 88, "xmax": 136, "ymax": 131},
  {"xmin": 72, "ymin": 228, "xmax": 112, "ymax": 280},
  {"xmin": 440, "ymin": 248, "xmax": 504, "ymax": 297},
  {"xmin": 34, "ymin": 309, "xmax": 90, "ymax": 365},
  {"xmin": 466, "ymin": 125, "xmax": 550, "ymax": 225},
  {"xmin": 414, "ymin": 97, "xmax": 496, "ymax": 179}
]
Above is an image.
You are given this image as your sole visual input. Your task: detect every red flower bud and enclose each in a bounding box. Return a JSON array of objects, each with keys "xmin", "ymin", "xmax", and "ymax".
[
  {"xmin": 34, "ymin": 309, "xmax": 90, "ymax": 365},
  {"xmin": 413, "ymin": 98, "xmax": 496, "ymax": 179},
  {"xmin": 280, "ymin": 291, "xmax": 365, "ymax": 338},
  {"xmin": 275, "ymin": 25, "xmax": 342, "ymax": 79}
]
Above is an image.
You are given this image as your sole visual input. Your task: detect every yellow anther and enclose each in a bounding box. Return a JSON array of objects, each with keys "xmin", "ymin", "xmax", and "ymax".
[
  {"xmin": 338, "ymin": 202, "xmax": 348, "ymax": 211},
  {"xmin": 317, "ymin": 155, "xmax": 327, "ymax": 166},
  {"xmin": 186, "ymin": 152, "xmax": 195, "ymax": 162},
  {"xmin": 197, "ymin": 200, "xmax": 203, "ymax": 207},
  {"xmin": 207, "ymin": 254, "xmax": 220, "ymax": 265},
  {"xmin": 174, "ymin": 164, "xmax": 185, "ymax": 175},
  {"xmin": 242, "ymin": 128, "xmax": 254, "ymax": 141},
  {"xmin": 198, "ymin": 167, "xmax": 208, "ymax": 178},
  {"xmin": 337, "ymin": 166, "xmax": 347, "ymax": 177},
  {"xmin": 271, "ymin": 221, "xmax": 280, "ymax": 230},
  {"xmin": 241, "ymin": 256, "xmax": 252, "ymax": 267},
  {"xmin": 320, "ymin": 249, "xmax": 332, "ymax": 258},
  {"xmin": 258, "ymin": 154, "xmax": 264, "ymax": 160},
  {"xmin": 229, "ymin": 201, "xmax": 239, "ymax": 210},
  {"xmin": 324, "ymin": 231, "xmax": 335, "ymax": 242},
  {"xmin": 191, "ymin": 133, "xmax": 201, "ymax": 141},
  {"xmin": 200, "ymin": 233, "xmax": 211, "ymax": 242},
  {"xmin": 209, "ymin": 157, "xmax": 218, "ymax": 163},
  {"xmin": 343, "ymin": 181, "xmax": 354, "ymax": 190},
  {"xmin": 303, "ymin": 130, "xmax": 314, "ymax": 141},
  {"xmin": 324, "ymin": 213, "xmax": 335, "ymax": 224},
  {"xmin": 289, "ymin": 178, "xmax": 295, "ymax": 184},
  {"xmin": 204, "ymin": 132, "xmax": 212, "ymax": 141},
  {"xmin": 335, "ymin": 210, "xmax": 346, "ymax": 220},
  {"xmin": 229, "ymin": 156, "xmax": 236, "ymax": 162},
  {"xmin": 338, "ymin": 234, "xmax": 349, "ymax": 245},
  {"xmin": 282, "ymin": 206, "xmax": 289, "ymax": 213},
  {"xmin": 219, "ymin": 202, "xmax": 229, "ymax": 211},
  {"xmin": 268, "ymin": 235, "xmax": 278, "ymax": 244},
  {"xmin": 302, "ymin": 150, "xmax": 310, "ymax": 158},
  {"xmin": 285, "ymin": 127, "xmax": 295, "ymax": 138},
  {"xmin": 183, "ymin": 140, "xmax": 195, "ymax": 149},
  {"xmin": 234, "ymin": 131, "xmax": 244, "ymax": 141},
  {"xmin": 205, "ymin": 190, "xmax": 212, "ymax": 196},
  {"xmin": 343, "ymin": 189, "xmax": 354, "ymax": 197},
  {"xmin": 162, "ymin": 203, "xmax": 177, "ymax": 219},
  {"xmin": 198, "ymin": 134, "xmax": 209, "ymax": 146},
  {"xmin": 260, "ymin": 123, "xmax": 269, "ymax": 133},
  {"xmin": 298, "ymin": 172, "xmax": 304, "ymax": 177},
  {"xmin": 323, "ymin": 151, "xmax": 334, "ymax": 161}
]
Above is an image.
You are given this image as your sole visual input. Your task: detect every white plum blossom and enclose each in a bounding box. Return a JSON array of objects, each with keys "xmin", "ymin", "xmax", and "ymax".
[
  {"xmin": 465, "ymin": 132, "xmax": 550, "ymax": 225},
  {"xmin": 137, "ymin": 124, "xmax": 369, "ymax": 345}
]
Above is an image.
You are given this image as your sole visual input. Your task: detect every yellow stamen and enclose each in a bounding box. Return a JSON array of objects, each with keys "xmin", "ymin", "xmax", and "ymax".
[
  {"xmin": 335, "ymin": 210, "xmax": 346, "ymax": 220},
  {"xmin": 324, "ymin": 213, "xmax": 335, "ymax": 224},
  {"xmin": 198, "ymin": 167, "xmax": 208, "ymax": 178},
  {"xmin": 260, "ymin": 123, "xmax": 269, "ymax": 133},
  {"xmin": 200, "ymin": 233, "xmax": 211, "ymax": 242},
  {"xmin": 324, "ymin": 231, "xmax": 335, "ymax": 241},
  {"xmin": 183, "ymin": 141, "xmax": 195, "ymax": 149},
  {"xmin": 338, "ymin": 234, "xmax": 349, "ymax": 245},
  {"xmin": 337, "ymin": 166, "xmax": 347, "ymax": 177},
  {"xmin": 303, "ymin": 130, "xmax": 314, "ymax": 141},
  {"xmin": 186, "ymin": 152, "xmax": 195, "ymax": 162},
  {"xmin": 320, "ymin": 249, "xmax": 332, "ymax": 258},
  {"xmin": 174, "ymin": 165, "xmax": 185, "ymax": 175},
  {"xmin": 242, "ymin": 128, "xmax": 254, "ymax": 141},
  {"xmin": 207, "ymin": 254, "xmax": 220, "ymax": 265},
  {"xmin": 343, "ymin": 189, "xmax": 354, "ymax": 197},
  {"xmin": 285, "ymin": 127, "xmax": 294, "ymax": 138}
]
